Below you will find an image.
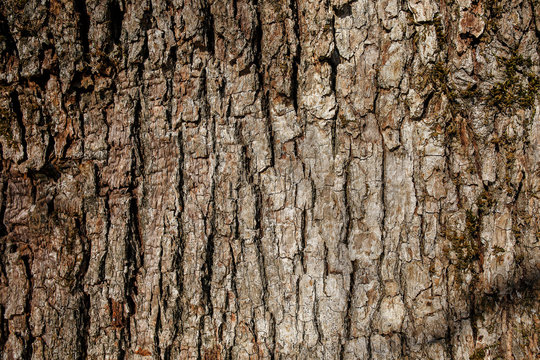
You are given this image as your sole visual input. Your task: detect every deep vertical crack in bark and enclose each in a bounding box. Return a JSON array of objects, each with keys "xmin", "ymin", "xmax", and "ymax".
[
  {"xmin": 0, "ymin": 178, "xmax": 8, "ymax": 238},
  {"xmin": 20, "ymin": 254, "xmax": 34, "ymax": 360},
  {"xmin": 341, "ymin": 259, "xmax": 357, "ymax": 359},
  {"xmin": 254, "ymin": 184, "xmax": 269, "ymax": 309},
  {"xmin": 10, "ymin": 91, "xmax": 26, "ymax": 164},
  {"xmin": 76, "ymin": 291, "xmax": 90, "ymax": 360},
  {"xmin": 74, "ymin": 0, "xmax": 90, "ymax": 55},
  {"xmin": 290, "ymin": 0, "xmax": 301, "ymax": 114}
]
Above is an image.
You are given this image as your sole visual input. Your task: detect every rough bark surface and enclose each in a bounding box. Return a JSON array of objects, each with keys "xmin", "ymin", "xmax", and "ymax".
[{"xmin": 0, "ymin": 0, "xmax": 540, "ymax": 359}]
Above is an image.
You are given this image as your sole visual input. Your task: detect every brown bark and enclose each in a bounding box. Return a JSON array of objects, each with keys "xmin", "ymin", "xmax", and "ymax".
[{"xmin": 0, "ymin": 0, "xmax": 539, "ymax": 359}]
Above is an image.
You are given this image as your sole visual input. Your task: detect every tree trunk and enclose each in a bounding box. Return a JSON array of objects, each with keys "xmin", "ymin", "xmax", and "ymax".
[{"xmin": 1, "ymin": 0, "xmax": 539, "ymax": 358}]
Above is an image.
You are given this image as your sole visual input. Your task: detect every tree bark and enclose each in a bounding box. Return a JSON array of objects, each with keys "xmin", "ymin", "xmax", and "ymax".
[{"xmin": 1, "ymin": 0, "xmax": 539, "ymax": 359}]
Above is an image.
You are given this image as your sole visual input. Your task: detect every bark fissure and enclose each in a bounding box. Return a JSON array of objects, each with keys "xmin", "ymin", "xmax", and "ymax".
[
  {"xmin": 74, "ymin": 0, "xmax": 90, "ymax": 54},
  {"xmin": 20, "ymin": 254, "xmax": 34, "ymax": 360},
  {"xmin": 10, "ymin": 91, "xmax": 27, "ymax": 163},
  {"xmin": 290, "ymin": 0, "xmax": 301, "ymax": 114}
]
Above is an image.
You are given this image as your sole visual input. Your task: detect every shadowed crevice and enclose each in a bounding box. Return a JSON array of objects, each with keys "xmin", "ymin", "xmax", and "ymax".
[
  {"xmin": 108, "ymin": 0, "xmax": 124, "ymax": 44},
  {"xmin": 74, "ymin": 0, "xmax": 90, "ymax": 54},
  {"xmin": 203, "ymin": 1, "xmax": 215, "ymax": 55},
  {"xmin": 21, "ymin": 254, "xmax": 35, "ymax": 360},
  {"xmin": 10, "ymin": 91, "xmax": 27, "ymax": 163}
]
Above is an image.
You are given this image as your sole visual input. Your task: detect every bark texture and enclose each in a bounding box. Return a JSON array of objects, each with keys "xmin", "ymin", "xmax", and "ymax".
[{"xmin": 1, "ymin": 0, "xmax": 540, "ymax": 359}]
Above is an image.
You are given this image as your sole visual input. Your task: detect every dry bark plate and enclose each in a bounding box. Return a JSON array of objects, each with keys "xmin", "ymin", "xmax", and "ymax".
[{"xmin": 0, "ymin": 0, "xmax": 539, "ymax": 359}]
